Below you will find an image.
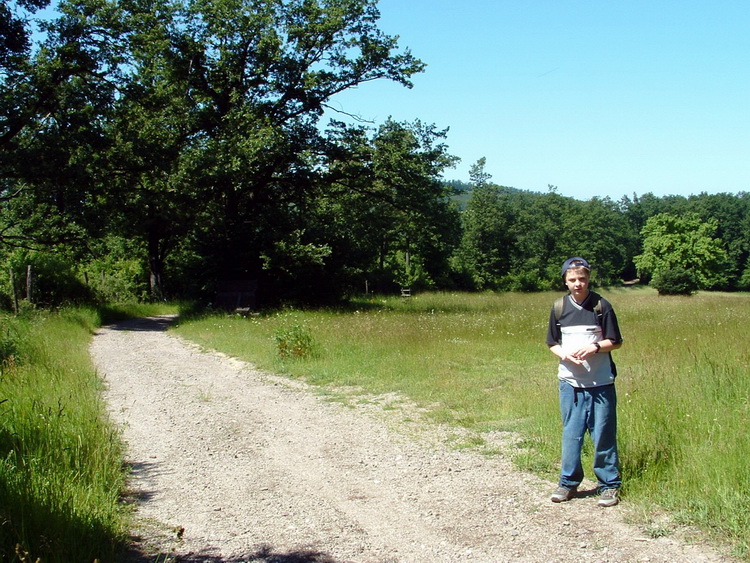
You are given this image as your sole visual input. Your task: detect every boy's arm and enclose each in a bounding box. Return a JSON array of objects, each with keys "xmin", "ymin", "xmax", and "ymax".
[
  {"xmin": 549, "ymin": 343, "xmax": 585, "ymax": 365},
  {"xmin": 555, "ymin": 338, "xmax": 621, "ymax": 363}
]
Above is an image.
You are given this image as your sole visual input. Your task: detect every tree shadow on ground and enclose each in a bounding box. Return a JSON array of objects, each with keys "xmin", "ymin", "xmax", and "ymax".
[
  {"xmin": 104, "ymin": 315, "xmax": 178, "ymax": 332},
  {"xmin": 121, "ymin": 542, "xmax": 342, "ymax": 562}
]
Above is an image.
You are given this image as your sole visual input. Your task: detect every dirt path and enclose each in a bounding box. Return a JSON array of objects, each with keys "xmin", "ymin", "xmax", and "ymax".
[{"xmin": 91, "ymin": 315, "xmax": 731, "ymax": 562}]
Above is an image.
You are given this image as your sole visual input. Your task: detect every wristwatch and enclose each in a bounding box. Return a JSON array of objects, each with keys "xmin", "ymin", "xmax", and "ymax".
[{"xmin": 594, "ymin": 342, "xmax": 601, "ymax": 353}]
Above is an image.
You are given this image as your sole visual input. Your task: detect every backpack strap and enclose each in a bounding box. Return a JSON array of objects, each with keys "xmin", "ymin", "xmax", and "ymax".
[
  {"xmin": 554, "ymin": 293, "xmax": 603, "ymax": 325},
  {"xmin": 553, "ymin": 296, "xmax": 564, "ymax": 322},
  {"xmin": 591, "ymin": 293, "xmax": 603, "ymax": 324}
]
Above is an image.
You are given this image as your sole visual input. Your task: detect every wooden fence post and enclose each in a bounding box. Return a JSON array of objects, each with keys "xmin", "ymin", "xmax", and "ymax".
[
  {"xmin": 26, "ymin": 264, "xmax": 32, "ymax": 303},
  {"xmin": 9, "ymin": 267, "xmax": 18, "ymax": 314}
]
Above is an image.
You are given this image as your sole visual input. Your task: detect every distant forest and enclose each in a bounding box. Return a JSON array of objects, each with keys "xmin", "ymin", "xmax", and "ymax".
[
  {"xmin": 443, "ymin": 171, "xmax": 748, "ymax": 295},
  {"xmin": 2, "ymin": 0, "xmax": 748, "ymax": 308}
]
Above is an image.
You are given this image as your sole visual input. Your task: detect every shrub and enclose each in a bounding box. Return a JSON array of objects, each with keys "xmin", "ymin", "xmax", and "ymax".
[
  {"xmin": 80, "ymin": 236, "xmax": 151, "ymax": 302},
  {"xmin": 1, "ymin": 250, "xmax": 94, "ymax": 308},
  {"xmin": 274, "ymin": 322, "xmax": 316, "ymax": 359},
  {"xmin": 651, "ymin": 266, "xmax": 696, "ymax": 296},
  {"xmin": 738, "ymin": 266, "xmax": 750, "ymax": 291},
  {"xmin": 498, "ymin": 271, "xmax": 545, "ymax": 292},
  {"xmin": 0, "ymin": 324, "xmax": 20, "ymax": 370}
]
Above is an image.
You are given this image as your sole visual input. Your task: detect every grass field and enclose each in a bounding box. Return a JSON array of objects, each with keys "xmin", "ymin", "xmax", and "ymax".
[
  {"xmin": 174, "ymin": 288, "xmax": 750, "ymax": 559},
  {"xmin": 2, "ymin": 293, "xmax": 745, "ymax": 559}
]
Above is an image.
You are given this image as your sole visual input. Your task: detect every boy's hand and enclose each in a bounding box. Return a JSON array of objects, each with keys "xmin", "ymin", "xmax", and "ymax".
[
  {"xmin": 570, "ymin": 343, "xmax": 599, "ymax": 361},
  {"xmin": 562, "ymin": 352, "xmax": 585, "ymax": 365}
]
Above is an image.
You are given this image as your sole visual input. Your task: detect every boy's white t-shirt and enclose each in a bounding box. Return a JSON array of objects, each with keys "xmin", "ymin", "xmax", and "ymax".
[
  {"xmin": 547, "ymin": 292, "xmax": 622, "ymax": 388},
  {"xmin": 558, "ymin": 324, "xmax": 614, "ymax": 387}
]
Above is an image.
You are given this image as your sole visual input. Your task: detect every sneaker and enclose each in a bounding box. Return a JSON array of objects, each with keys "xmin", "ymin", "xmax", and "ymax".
[
  {"xmin": 598, "ymin": 488, "xmax": 620, "ymax": 507},
  {"xmin": 550, "ymin": 486, "xmax": 577, "ymax": 503}
]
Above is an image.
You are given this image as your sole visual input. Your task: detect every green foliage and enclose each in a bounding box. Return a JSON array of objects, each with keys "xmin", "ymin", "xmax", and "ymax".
[
  {"xmin": 388, "ymin": 250, "xmax": 431, "ymax": 290},
  {"xmin": 454, "ymin": 177, "xmax": 636, "ymax": 290},
  {"xmin": 564, "ymin": 196, "xmax": 637, "ymax": 284},
  {"xmin": 2, "ymin": 0, "xmax": 428, "ymax": 302},
  {"xmin": 0, "ymin": 308, "xmax": 128, "ymax": 561},
  {"xmin": 682, "ymin": 192, "xmax": 750, "ymax": 287},
  {"xmin": 3, "ymin": 0, "xmax": 750, "ymax": 306},
  {"xmin": 739, "ymin": 266, "xmax": 750, "ymax": 291},
  {"xmin": 635, "ymin": 212, "xmax": 730, "ymax": 290},
  {"xmin": 301, "ymin": 119, "xmax": 459, "ymax": 298},
  {"xmin": 497, "ymin": 270, "xmax": 546, "ymax": 292},
  {"xmin": 274, "ymin": 321, "xmax": 316, "ymax": 359},
  {"xmin": 0, "ymin": 243, "xmax": 151, "ymax": 309},
  {"xmin": 80, "ymin": 236, "xmax": 150, "ymax": 303},
  {"xmin": 455, "ymin": 181, "xmax": 513, "ymax": 289},
  {"xmin": 0, "ymin": 324, "xmax": 20, "ymax": 369},
  {"xmin": 0, "ymin": 249, "xmax": 94, "ymax": 308},
  {"xmin": 651, "ymin": 266, "xmax": 696, "ymax": 295},
  {"xmin": 261, "ymin": 229, "xmax": 332, "ymax": 277}
]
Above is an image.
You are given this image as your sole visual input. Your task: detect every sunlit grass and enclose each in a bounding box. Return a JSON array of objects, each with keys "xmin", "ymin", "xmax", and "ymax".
[
  {"xmin": 173, "ymin": 289, "xmax": 750, "ymax": 558},
  {"xmin": 0, "ymin": 308, "xmax": 125, "ymax": 561},
  {"xmin": 0, "ymin": 303, "xmax": 178, "ymax": 561}
]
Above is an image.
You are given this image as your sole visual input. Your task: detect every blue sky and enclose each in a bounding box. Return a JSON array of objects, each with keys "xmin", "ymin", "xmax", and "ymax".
[{"xmin": 323, "ymin": 1, "xmax": 750, "ymax": 201}]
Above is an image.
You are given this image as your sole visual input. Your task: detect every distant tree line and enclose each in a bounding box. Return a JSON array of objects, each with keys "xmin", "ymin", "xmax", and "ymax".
[
  {"xmin": 449, "ymin": 159, "xmax": 750, "ymax": 295},
  {"xmin": 2, "ymin": 0, "xmax": 748, "ymax": 308}
]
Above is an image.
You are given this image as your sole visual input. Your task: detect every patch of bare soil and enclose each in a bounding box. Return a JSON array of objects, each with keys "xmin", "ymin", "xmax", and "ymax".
[{"xmin": 91, "ymin": 315, "xmax": 734, "ymax": 563}]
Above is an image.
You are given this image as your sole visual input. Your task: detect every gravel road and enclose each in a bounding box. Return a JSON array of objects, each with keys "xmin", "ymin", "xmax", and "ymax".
[{"xmin": 91, "ymin": 315, "xmax": 732, "ymax": 562}]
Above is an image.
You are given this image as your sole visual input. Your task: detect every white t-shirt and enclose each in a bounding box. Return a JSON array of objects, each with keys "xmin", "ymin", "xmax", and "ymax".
[{"xmin": 546, "ymin": 292, "xmax": 623, "ymax": 388}]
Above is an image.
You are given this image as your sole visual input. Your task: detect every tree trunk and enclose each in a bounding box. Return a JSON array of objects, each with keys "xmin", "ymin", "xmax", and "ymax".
[{"xmin": 9, "ymin": 267, "xmax": 18, "ymax": 313}]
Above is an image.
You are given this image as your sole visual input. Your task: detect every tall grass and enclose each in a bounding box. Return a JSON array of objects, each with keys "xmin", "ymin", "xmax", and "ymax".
[
  {"xmin": 0, "ymin": 303, "xmax": 176, "ymax": 562},
  {"xmin": 615, "ymin": 291, "xmax": 750, "ymax": 555},
  {"xmin": 174, "ymin": 290, "xmax": 750, "ymax": 558}
]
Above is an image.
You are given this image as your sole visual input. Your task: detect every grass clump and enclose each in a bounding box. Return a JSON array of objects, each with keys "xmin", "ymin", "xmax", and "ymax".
[{"xmin": 274, "ymin": 320, "xmax": 316, "ymax": 359}]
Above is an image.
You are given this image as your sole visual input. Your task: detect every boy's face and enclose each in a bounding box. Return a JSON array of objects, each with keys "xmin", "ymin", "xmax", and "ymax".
[{"xmin": 564, "ymin": 267, "xmax": 590, "ymax": 301}]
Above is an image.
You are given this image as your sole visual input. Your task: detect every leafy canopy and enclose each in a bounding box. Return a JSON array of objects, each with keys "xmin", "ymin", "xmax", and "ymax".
[{"xmin": 634, "ymin": 212, "xmax": 730, "ymax": 290}]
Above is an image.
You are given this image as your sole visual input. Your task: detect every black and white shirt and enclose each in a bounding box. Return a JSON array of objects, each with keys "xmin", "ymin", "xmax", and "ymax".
[{"xmin": 546, "ymin": 291, "xmax": 623, "ymax": 388}]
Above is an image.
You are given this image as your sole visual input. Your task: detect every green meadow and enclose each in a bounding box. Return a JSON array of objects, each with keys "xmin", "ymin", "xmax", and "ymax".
[
  {"xmin": 174, "ymin": 289, "xmax": 750, "ymax": 558},
  {"xmin": 1, "ymin": 293, "xmax": 747, "ymax": 560}
]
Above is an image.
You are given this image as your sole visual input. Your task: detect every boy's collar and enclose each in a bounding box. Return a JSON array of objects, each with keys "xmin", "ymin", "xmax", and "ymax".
[{"xmin": 569, "ymin": 289, "xmax": 591, "ymax": 305}]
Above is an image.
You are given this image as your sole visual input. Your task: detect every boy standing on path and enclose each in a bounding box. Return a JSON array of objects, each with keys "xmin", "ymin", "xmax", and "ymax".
[{"xmin": 546, "ymin": 257, "xmax": 624, "ymax": 507}]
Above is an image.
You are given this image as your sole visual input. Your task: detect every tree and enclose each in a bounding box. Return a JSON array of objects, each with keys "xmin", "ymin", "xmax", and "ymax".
[
  {"xmin": 558, "ymin": 197, "xmax": 636, "ymax": 285},
  {"xmin": 684, "ymin": 192, "xmax": 750, "ymax": 289},
  {"xmin": 143, "ymin": 0, "xmax": 425, "ymax": 299},
  {"xmin": 511, "ymin": 190, "xmax": 578, "ymax": 288},
  {"xmin": 293, "ymin": 118, "xmax": 459, "ymax": 299},
  {"xmin": 453, "ymin": 159, "xmax": 518, "ymax": 289},
  {"xmin": 619, "ymin": 192, "xmax": 688, "ymax": 257},
  {"xmin": 634, "ymin": 212, "xmax": 730, "ymax": 292},
  {"xmin": 455, "ymin": 187, "xmax": 510, "ymax": 289},
  {"xmin": 0, "ymin": 0, "xmax": 52, "ymax": 147},
  {"xmin": 368, "ymin": 119, "xmax": 459, "ymax": 289},
  {"xmin": 2, "ymin": 0, "xmax": 427, "ymax": 301},
  {"xmin": 0, "ymin": 0, "xmax": 128, "ymax": 251}
]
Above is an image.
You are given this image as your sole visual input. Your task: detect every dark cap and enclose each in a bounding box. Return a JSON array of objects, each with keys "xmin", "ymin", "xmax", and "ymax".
[{"xmin": 561, "ymin": 257, "xmax": 590, "ymax": 278}]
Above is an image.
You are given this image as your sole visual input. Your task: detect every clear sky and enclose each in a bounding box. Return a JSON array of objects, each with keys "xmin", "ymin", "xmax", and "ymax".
[{"xmin": 323, "ymin": 0, "xmax": 750, "ymax": 201}]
